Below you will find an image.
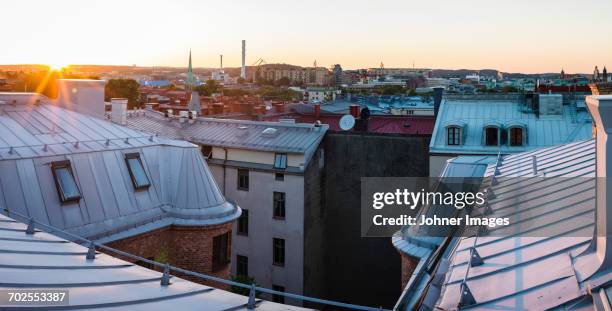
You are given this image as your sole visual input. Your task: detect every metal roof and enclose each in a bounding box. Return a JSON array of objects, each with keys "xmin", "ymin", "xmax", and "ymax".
[
  {"xmin": 126, "ymin": 110, "xmax": 328, "ymax": 156},
  {"xmin": 395, "ymin": 139, "xmax": 612, "ymax": 310},
  {"xmin": 429, "ymin": 99, "xmax": 592, "ymax": 155},
  {"xmin": 0, "ymin": 213, "xmax": 307, "ymax": 310},
  {"xmin": 0, "ymin": 99, "xmax": 239, "ymax": 241}
]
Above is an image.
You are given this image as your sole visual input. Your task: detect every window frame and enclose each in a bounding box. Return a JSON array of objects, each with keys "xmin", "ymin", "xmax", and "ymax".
[
  {"xmin": 236, "ymin": 255, "xmax": 248, "ymax": 277},
  {"xmin": 124, "ymin": 153, "xmax": 151, "ymax": 190},
  {"xmin": 237, "ymin": 169, "xmax": 249, "ymax": 191},
  {"xmin": 51, "ymin": 160, "xmax": 82, "ymax": 203},
  {"xmin": 509, "ymin": 127, "xmax": 524, "ymax": 146},
  {"xmin": 200, "ymin": 145, "xmax": 213, "ymax": 159},
  {"xmin": 212, "ymin": 232, "xmax": 231, "ymax": 271},
  {"xmin": 273, "ymin": 192, "xmax": 286, "ymax": 220},
  {"xmin": 272, "ymin": 238, "xmax": 285, "ymax": 266},
  {"xmin": 484, "ymin": 126, "xmax": 500, "ymax": 146},
  {"xmin": 447, "ymin": 126, "xmax": 461, "ymax": 146},
  {"xmin": 273, "ymin": 153, "xmax": 288, "ymax": 169},
  {"xmin": 275, "ymin": 172, "xmax": 285, "ymax": 181},
  {"xmin": 237, "ymin": 209, "xmax": 249, "ymax": 236}
]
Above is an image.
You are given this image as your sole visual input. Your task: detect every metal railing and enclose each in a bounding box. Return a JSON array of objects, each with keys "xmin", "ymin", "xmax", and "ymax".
[
  {"xmin": 1, "ymin": 207, "xmax": 388, "ymax": 311},
  {"xmin": 457, "ymin": 151, "xmax": 502, "ymax": 308}
]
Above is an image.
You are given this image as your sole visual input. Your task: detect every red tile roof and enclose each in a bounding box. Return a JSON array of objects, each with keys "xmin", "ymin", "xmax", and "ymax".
[{"xmin": 265, "ymin": 113, "xmax": 435, "ymax": 135}]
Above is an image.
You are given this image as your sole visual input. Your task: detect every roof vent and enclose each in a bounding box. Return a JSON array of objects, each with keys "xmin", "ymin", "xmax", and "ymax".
[{"xmin": 261, "ymin": 127, "xmax": 278, "ymax": 138}]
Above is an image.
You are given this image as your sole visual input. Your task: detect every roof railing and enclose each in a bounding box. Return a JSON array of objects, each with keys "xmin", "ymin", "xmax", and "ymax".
[
  {"xmin": 458, "ymin": 151, "xmax": 502, "ymax": 308},
  {"xmin": 1, "ymin": 207, "xmax": 388, "ymax": 311}
]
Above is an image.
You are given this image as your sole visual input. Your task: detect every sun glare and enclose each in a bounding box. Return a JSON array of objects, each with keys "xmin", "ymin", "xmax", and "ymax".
[{"xmin": 49, "ymin": 63, "xmax": 68, "ymax": 71}]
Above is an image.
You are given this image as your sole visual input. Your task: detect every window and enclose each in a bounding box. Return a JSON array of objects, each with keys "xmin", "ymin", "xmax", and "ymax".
[
  {"xmin": 273, "ymin": 238, "xmax": 285, "ymax": 266},
  {"xmin": 273, "ymin": 192, "xmax": 286, "ymax": 219},
  {"xmin": 237, "ymin": 209, "xmax": 249, "ymax": 236},
  {"xmin": 236, "ymin": 255, "xmax": 248, "ymax": 277},
  {"xmin": 275, "ymin": 173, "xmax": 285, "ymax": 181},
  {"xmin": 212, "ymin": 233, "xmax": 230, "ymax": 271},
  {"xmin": 274, "ymin": 153, "xmax": 287, "ymax": 169},
  {"xmin": 272, "ymin": 285, "xmax": 285, "ymax": 303},
  {"xmin": 237, "ymin": 169, "xmax": 249, "ymax": 191},
  {"xmin": 447, "ymin": 127, "xmax": 461, "ymax": 145},
  {"xmin": 200, "ymin": 145, "xmax": 212, "ymax": 159},
  {"xmin": 51, "ymin": 161, "xmax": 81, "ymax": 203},
  {"xmin": 485, "ymin": 127, "xmax": 499, "ymax": 146},
  {"xmin": 125, "ymin": 153, "xmax": 151, "ymax": 190},
  {"xmin": 509, "ymin": 127, "xmax": 523, "ymax": 146}
]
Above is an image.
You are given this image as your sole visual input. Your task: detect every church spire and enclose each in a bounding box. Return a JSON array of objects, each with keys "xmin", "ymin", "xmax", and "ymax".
[{"xmin": 187, "ymin": 49, "xmax": 194, "ymax": 90}]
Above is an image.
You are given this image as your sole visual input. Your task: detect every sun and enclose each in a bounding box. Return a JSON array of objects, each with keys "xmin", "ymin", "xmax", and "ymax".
[{"xmin": 49, "ymin": 63, "xmax": 68, "ymax": 71}]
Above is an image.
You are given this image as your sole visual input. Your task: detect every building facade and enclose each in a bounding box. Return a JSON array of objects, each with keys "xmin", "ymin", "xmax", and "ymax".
[{"xmin": 125, "ymin": 113, "xmax": 328, "ymax": 305}]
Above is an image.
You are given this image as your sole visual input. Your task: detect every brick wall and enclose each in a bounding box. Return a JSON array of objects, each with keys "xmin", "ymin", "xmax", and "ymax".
[
  {"xmin": 400, "ymin": 252, "xmax": 419, "ymax": 289},
  {"xmin": 105, "ymin": 222, "xmax": 234, "ymax": 288}
]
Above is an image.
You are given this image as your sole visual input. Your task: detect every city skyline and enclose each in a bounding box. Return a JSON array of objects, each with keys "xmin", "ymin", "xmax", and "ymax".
[{"xmin": 2, "ymin": 0, "xmax": 611, "ymax": 73}]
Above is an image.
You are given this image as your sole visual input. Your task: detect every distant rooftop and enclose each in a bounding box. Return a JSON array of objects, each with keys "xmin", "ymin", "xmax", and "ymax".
[
  {"xmin": 430, "ymin": 95, "xmax": 592, "ymax": 155},
  {"xmin": 125, "ymin": 110, "xmax": 328, "ymax": 157}
]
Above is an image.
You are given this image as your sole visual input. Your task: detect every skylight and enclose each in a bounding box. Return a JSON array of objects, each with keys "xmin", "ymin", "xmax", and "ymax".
[
  {"xmin": 51, "ymin": 161, "xmax": 81, "ymax": 203},
  {"xmin": 125, "ymin": 153, "xmax": 151, "ymax": 190}
]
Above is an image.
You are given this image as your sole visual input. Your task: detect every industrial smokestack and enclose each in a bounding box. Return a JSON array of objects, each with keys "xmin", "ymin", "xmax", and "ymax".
[
  {"xmin": 241, "ymin": 40, "xmax": 246, "ymax": 79},
  {"xmin": 220, "ymin": 54, "xmax": 223, "ymax": 69}
]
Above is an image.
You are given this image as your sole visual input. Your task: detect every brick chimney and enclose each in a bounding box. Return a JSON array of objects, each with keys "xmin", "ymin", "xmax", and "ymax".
[{"xmin": 577, "ymin": 94, "xmax": 612, "ymax": 279}]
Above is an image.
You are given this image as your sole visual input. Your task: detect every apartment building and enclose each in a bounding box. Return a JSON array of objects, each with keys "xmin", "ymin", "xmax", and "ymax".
[
  {"xmin": 256, "ymin": 64, "xmax": 331, "ymax": 86},
  {"xmin": 125, "ymin": 112, "xmax": 328, "ymax": 305}
]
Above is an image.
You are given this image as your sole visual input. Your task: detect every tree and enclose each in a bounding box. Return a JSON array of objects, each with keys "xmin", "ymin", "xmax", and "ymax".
[{"xmin": 105, "ymin": 79, "xmax": 141, "ymax": 109}]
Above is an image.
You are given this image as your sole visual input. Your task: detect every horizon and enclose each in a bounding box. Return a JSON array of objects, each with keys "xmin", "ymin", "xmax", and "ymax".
[{"xmin": 1, "ymin": 0, "xmax": 611, "ymax": 74}]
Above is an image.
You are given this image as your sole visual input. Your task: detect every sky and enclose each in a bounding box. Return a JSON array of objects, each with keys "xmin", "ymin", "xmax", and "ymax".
[{"xmin": 1, "ymin": 0, "xmax": 611, "ymax": 73}]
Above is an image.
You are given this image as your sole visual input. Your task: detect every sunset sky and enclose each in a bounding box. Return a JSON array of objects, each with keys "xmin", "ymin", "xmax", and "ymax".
[{"xmin": 2, "ymin": 0, "xmax": 611, "ymax": 73}]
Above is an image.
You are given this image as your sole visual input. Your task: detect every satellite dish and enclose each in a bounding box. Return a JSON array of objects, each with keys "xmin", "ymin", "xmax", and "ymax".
[
  {"xmin": 265, "ymin": 105, "xmax": 272, "ymax": 111},
  {"xmin": 339, "ymin": 114, "xmax": 355, "ymax": 131}
]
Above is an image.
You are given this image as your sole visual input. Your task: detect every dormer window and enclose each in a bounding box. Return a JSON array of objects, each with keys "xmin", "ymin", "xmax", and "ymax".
[
  {"xmin": 51, "ymin": 160, "xmax": 81, "ymax": 203},
  {"xmin": 484, "ymin": 127, "xmax": 499, "ymax": 146},
  {"xmin": 509, "ymin": 127, "xmax": 524, "ymax": 146},
  {"xmin": 125, "ymin": 153, "xmax": 150, "ymax": 190},
  {"xmin": 447, "ymin": 126, "xmax": 461, "ymax": 145}
]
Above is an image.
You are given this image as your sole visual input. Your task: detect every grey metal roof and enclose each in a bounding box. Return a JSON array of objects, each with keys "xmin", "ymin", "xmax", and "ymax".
[
  {"xmin": 0, "ymin": 213, "xmax": 306, "ymax": 310},
  {"xmin": 126, "ymin": 110, "xmax": 328, "ymax": 160},
  {"xmin": 0, "ymin": 100, "xmax": 239, "ymax": 241},
  {"xmin": 395, "ymin": 139, "xmax": 611, "ymax": 310},
  {"xmin": 429, "ymin": 99, "xmax": 592, "ymax": 155}
]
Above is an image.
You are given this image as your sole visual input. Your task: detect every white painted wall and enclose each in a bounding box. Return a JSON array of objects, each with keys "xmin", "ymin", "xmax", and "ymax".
[{"xmin": 209, "ymin": 161, "xmax": 305, "ymax": 301}]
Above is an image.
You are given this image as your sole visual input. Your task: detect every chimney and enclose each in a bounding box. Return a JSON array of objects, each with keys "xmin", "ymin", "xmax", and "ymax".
[
  {"xmin": 56, "ymin": 79, "xmax": 106, "ymax": 118},
  {"xmin": 349, "ymin": 104, "xmax": 360, "ymax": 118},
  {"xmin": 433, "ymin": 87, "xmax": 444, "ymax": 116},
  {"xmin": 314, "ymin": 103, "xmax": 321, "ymax": 119},
  {"xmin": 241, "ymin": 40, "xmax": 246, "ymax": 79},
  {"xmin": 111, "ymin": 98, "xmax": 128, "ymax": 125},
  {"xmin": 578, "ymin": 94, "xmax": 612, "ymax": 279}
]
